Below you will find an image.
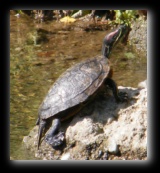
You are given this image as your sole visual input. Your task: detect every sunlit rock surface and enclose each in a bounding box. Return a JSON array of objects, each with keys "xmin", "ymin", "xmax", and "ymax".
[{"xmin": 23, "ymin": 81, "xmax": 147, "ymax": 160}]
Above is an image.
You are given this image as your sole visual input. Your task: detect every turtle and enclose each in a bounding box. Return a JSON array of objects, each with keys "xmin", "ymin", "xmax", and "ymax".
[{"xmin": 36, "ymin": 23, "xmax": 130, "ymax": 149}]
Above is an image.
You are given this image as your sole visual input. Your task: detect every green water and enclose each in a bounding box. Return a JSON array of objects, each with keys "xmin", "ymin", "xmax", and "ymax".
[{"xmin": 10, "ymin": 11, "xmax": 147, "ymax": 160}]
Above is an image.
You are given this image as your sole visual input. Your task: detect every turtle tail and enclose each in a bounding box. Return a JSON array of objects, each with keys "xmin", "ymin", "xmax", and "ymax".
[{"xmin": 37, "ymin": 119, "xmax": 46, "ymax": 150}]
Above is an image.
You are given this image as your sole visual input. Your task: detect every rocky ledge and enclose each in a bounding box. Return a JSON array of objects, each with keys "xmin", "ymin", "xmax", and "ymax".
[
  {"xmin": 23, "ymin": 80, "xmax": 147, "ymax": 160},
  {"xmin": 128, "ymin": 18, "xmax": 147, "ymax": 57}
]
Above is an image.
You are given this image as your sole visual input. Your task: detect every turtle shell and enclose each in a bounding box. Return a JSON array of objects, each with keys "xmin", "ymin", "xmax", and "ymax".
[{"xmin": 38, "ymin": 56, "xmax": 111, "ymax": 121}]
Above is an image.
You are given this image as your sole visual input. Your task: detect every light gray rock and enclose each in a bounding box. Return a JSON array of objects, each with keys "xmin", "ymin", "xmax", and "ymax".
[
  {"xmin": 23, "ymin": 81, "xmax": 147, "ymax": 160},
  {"xmin": 128, "ymin": 19, "xmax": 147, "ymax": 57}
]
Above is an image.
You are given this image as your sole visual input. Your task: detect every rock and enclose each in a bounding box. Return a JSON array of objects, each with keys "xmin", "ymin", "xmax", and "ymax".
[
  {"xmin": 138, "ymin": 80, "xmax": 147, "ymax": 89},
  {"xmin": 107, "ymin": 139, "xmax": 119, "ymax": 154},
  {"xmin": 60, "ymin": 152, "xmax": 70, "ymax": 160},
  {"xmin": 23, "ymin": 81, "xmax": 147, "ymax": 160},
  {"xmin": 128, "ymin": 19, "xmax": 147, "ymax": 57}
]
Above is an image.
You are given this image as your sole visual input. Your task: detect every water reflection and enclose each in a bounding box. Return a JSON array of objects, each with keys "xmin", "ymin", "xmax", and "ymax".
[{"xmin": 10, "ymin": 12, "xmax": 146, "ymax": 160}]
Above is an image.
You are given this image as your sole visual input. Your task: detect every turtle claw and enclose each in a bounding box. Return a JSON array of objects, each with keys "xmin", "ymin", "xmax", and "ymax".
[
  {"xmin": 45, "ymin": 131, "xmax": 65, "ymax": 148},
  {"xmin": 117, "ymin": 92, "xmax": 128, "ymax": 102}
]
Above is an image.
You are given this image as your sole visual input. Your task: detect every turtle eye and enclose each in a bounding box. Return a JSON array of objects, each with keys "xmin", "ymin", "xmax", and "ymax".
[
  {"xmin": 112, "ymin": 23, "xmax": 129, "ymax": 44},
  {"xmin": 102, "ymin": 23, "xmax": 130, "ymax": 58}
]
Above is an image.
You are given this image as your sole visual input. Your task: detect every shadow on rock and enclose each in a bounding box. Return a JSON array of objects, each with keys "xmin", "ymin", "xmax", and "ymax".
[{"xmin": 23, "ymin": 84, "xmax": 147, "ymax": 160}]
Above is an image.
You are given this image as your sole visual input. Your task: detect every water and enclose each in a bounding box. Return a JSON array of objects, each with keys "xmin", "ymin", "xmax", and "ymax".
[{"xmin": 10, "ymin": 11, "xmax": 147, "ymax": 160}]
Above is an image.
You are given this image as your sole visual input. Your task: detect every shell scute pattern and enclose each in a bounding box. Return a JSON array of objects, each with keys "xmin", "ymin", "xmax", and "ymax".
[{"xmin": 39, "ymin": 57, "xmax": 107, "ymax": 119}]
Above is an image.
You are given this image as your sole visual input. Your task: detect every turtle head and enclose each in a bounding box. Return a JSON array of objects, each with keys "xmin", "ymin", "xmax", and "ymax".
[{"xmin": 102, "ymin": 23, "xmax": 130, "ymax": 58}]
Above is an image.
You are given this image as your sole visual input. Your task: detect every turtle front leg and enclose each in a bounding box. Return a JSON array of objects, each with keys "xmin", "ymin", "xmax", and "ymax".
[
  {"xmin": 105, "ymin": 78, "xmax": 128, "ymax": 102},
  {"xmin": 45, "ymin": 118, "xmax": 65, "ymax": 148}
]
